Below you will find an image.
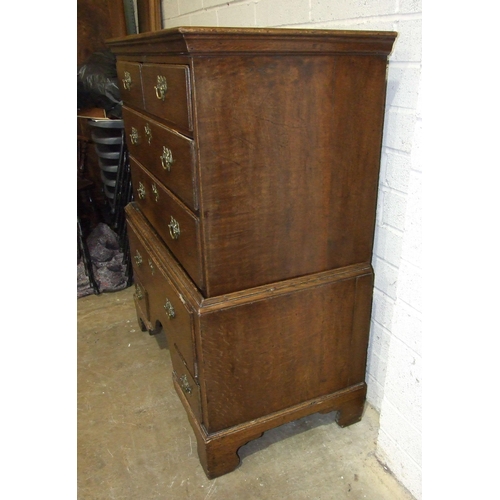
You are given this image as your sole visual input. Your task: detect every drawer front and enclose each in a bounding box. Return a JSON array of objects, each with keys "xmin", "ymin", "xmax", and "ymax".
[
  {"xmin": 133, "ymin": 280, "xmax": 150, "ymax": 325},
  {"xmin": 156, "ymin": 270, "xmax": 197, "ymax": 380},
  {"xmin": 141, "ymin": 63, "xmax": 192, "ymax": 133},
  {"xmin": 128, "ymin": 221, "xmax": 156, "ymax": 284},
  {"xmin": 116, "ymin": 61, "xmax": 144, "ymax": 110},
  {"xmin": 171, "ymin": 346, "xmax": 202, "ymax": 423},
  {"xmin": 129, "ymin": 229, "xmax": 158, "ymax": 330},
  {"xmin": 123, "ymin": 106, "xmax": 197, "ymax": 211},
  {"xmin": 130, "ymin": 157, "xmax": 205, "ymax": 292}
]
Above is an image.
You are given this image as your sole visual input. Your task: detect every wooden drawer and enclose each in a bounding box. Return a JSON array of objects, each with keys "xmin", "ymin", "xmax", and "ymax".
[
  {"xmin": 133, "ymin": 279, "xmax": 150, "ymax": 325},
  {"xmin": 128, "ymin": 221, "xmax": 157, "ymax": 284},
  {"xmin": 171, "ymin": 346, "xmax": 202, "ymax": 423},
  {"xmin": 116, "ymin": 61, "xmax": 144, "ymax": 110},
  {"xmin": 130, "ymin": 157, "xmax": 205, "ymax": 293},
  {"xmin": 128, "ymin": 228, "xmax": 160, "ymax": 332},
  {"xmin": 141, "ymin": 63, "xmax": 193, "ymax": 133},
  {"xmin": 156, "ymin": 270, "xmax": 197, "ymax": 380},
  {"xmin": 123, "ymin": 106, "xmax": 197, "ymax": 211}
]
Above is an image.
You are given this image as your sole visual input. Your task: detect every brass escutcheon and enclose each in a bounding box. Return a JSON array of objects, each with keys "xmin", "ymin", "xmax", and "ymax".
[
  {"xmin": 148, "ymin": 258, "xmax": 155, "ymax": 275},
  {"xmin": 164, "ymin": 298, "xmax": 175, "ymax": 319},
  {"xmin": 130, "ymin": 127, "xmax": 140, "ymax": 145},
  {"xmin": 154, "ymin": 75, "xmax": 168, "ymax": 101},
  {"xmin": 168, "ymin": 216, "xmax": 180, "ymax": 240},
  {"xmin": 179, "ymin": 374, "xmax": 192, "ymax": 394},
  {"xmin": 144, "ymin": 123, "xmax": 152, "ymax": 144},
  {"xmin": 134, "ymin": 250, "xmax": 143, "ymax": 265},
  {"xmin": 160, "ymin": 146, "xmax": 174, "ymax": 171},
  {"xmin": 122, "ymin": 71, "xmax": 131, "ymax": 90},
  {"xmin": 137, "ymin": 182, "xmax": 146, "ymax": 199},
  {"xmin": 152, "ymin": 183, "xmax": 159, "ymax": 202}
]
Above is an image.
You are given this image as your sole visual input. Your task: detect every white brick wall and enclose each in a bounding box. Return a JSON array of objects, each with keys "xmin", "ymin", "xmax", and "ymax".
[
  {"xmin": 256, "ymin": 0, "xmax": 309, "ymax": 26},
  {"xmin": 160, "ymin": 2, "xmax": 422, "ymax": 498},
  {"xmin": 310, "ymin": 0, "xmax": 398, "ymax": 22}
]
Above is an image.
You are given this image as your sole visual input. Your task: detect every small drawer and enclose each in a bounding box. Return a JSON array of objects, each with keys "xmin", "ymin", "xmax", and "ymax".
[
  {"xmin": 133, "ymin": 280, "xmax": 150, "ymax": 326},
  {"xmin": 116, "ymin": 61, "xmax": 144, "ymax": 110},
  {"xmin": 171, "ymin": 346, "xmax": 202, "ymax": 423},
  {"xmin": 128, "ymin": 222, "xmax": 155, "ymax": 283},
  {"xmin": 129, "ymin": 232, "xmax": 158, "ymax": 332},
  {"xmin": 130, "ymin": 158, "xmax": 205, "ymax": 293},
  {"xmin": 141, "ymin": 63, "xmax": 193, "ymax": 133},
  {"xmin": 156, "ymin": 273, "xmax": 197, "ymax": 379},
  {"xmin": 123, "ymin": 106, "xmax": 197, "ymax": 211}
]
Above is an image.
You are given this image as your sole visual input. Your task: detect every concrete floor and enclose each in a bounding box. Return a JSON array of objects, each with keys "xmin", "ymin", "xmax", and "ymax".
[{"xmin": 78, "ymin": 286, "xmax": 414, "ymax": 500}]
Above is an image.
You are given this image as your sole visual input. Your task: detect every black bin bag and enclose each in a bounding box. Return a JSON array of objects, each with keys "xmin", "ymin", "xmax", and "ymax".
[{"xmin": 77, "ymin": 49, "xmax": 122, "ymax": 118}]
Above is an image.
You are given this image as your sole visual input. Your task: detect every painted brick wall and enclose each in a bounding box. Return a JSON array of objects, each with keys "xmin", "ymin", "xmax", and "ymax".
[{"xmin": 160, "ymin": 1, "xmax": 422, "ymax": 498}]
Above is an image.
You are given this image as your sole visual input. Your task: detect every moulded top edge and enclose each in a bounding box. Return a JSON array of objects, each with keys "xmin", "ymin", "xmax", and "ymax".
[{"xmin": 106, "ymin": 26, "xmax": 397, "ymax": 57}]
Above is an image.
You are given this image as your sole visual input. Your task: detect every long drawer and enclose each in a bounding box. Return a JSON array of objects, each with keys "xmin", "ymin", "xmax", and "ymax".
[
  {"xmin": 123, "ymin": 106, "xmax": 197, "ymax": 211},
  {"xmin": 130, "ymin": 157, "xmax": 205, "ymax": 294}
]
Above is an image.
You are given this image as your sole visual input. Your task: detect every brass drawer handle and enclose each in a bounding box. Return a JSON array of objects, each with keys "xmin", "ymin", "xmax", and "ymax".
[
  {"xmin": 148, "ymin": 258, "xmax": 155, "ymax": 275},
  {"xmin": 164, "ymin": 298, "xmax": 175, "ymax": 319},
  {"xmin": 168, "ymin": 216, "xmax": 180, "ymax": 240},
  {"xmin": 154, "ymin": 75, "xmax": 168, "ymax": 101},
  {"xmin": 130, "ymin": 127, "xmax": 140, "ymax": 145},
  {"xmin": 144, "ymin": 123, "xmax": 152, "ymax": 144},
  {"xmin": 134, "ymin": 250, "xmax": 143, "ymax": 266},
  {"xmin": 179, "ymin": 374, "xmax": 192, "ymax": 394},
  {"xmin": 134, "ymin": 283, "xmax": 144, "ymax": 300},
  {"xmin": 122, "ymin": 71, "xmax": 132, "ymax": 90},
  {"xmin": 152, "ymin": 183, "xmax": 159, "ymax": 202},
  {"xmin": 160, "ymin": 146, "xmax": 174, "ymax": 171},
  {"xmin": 137, "ymin": 182, "xmax": 146, "ymax": 199}
]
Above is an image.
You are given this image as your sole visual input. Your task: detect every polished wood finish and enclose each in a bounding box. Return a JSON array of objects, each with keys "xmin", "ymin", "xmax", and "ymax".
[
  {"xmin": 109, "ymin": 27, "xmax": 396, "ymax": 479},
  {"xmin": 193, "ymin": 53, "xmax": 388, "ymax": 295},
  {"xmin": 199, "ymin": 267, "xmax": 373, "ymax": 433}
]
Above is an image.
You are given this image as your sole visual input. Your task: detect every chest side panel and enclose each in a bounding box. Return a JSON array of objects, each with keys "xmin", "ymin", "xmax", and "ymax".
[
  {"xmin": 193, "ymin": 54, "xmax": 388, "ymax": 296},
  {"xmin": 198, "ymin": 270, "xmax": 373, "ymax": 432}
]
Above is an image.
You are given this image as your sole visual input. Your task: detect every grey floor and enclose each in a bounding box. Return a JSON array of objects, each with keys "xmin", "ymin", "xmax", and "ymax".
[{"xmin": 78, "ymin": 286, "xmax": 414, "ymax": 499}]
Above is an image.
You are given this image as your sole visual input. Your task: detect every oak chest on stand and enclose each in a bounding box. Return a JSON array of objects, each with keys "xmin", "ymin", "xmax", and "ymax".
[{"xmin": 107, "ymin": 27, "xmax": 396, "ymax": 479}]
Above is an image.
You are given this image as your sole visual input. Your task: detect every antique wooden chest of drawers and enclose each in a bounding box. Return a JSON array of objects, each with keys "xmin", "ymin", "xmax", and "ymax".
[{"xmin": 107, "ymin": 27, "xmax": 396, "ymax": 479}]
